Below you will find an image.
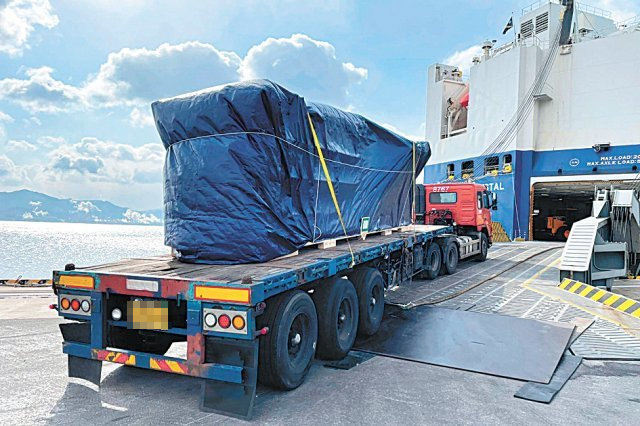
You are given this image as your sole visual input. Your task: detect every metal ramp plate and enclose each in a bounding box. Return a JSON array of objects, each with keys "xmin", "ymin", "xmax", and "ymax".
[
  {"xmin": 559, "ymin": 217, "xmax": 607, "ymax": 271},
  {"xmin": 354, "ymin": 305, "xmax": 574, "ymax": 383}
]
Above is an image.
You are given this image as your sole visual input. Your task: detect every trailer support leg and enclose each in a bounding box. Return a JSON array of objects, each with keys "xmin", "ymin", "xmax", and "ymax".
[
  {"xmin": 68, "ymin": 355, "xmax": 102, "ymax": 386},
  {"xmin": 199, "ymin": 337, "xmax": 259, "ymax": 420}
]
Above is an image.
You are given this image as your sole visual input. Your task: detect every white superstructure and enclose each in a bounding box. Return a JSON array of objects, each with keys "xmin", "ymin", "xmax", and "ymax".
[{"xmin": 423, "ymin": 0, "xmax": 640, "ymax": 240}]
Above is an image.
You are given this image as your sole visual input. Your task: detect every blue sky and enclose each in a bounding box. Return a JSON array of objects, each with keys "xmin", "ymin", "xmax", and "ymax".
[{"xmin": 0, "ymin": 0, "xmax": 638, "ymax": 210}]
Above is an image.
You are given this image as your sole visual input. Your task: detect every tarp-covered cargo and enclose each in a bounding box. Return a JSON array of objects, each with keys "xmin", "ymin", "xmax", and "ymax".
[{"xmin": 152, "ymin": 79, "xmax": 430, "ymax": 264}]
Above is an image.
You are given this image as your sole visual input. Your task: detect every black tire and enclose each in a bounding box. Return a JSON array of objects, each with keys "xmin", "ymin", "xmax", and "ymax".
[
  {"xmin": 475, "ymin": 233, "xmax": 489, "ymax": 262},
  {"xmin": 312, "ymin": 277, "xmax": 359, "ymax": 360},
  {"xmin": 439, "ymin": 240, "xmax": 459, "ymax": 275},
  {"xmin": 257, "ymin": 290, "xmax": 318, "ymax": 390},
  {"xmin": 348, "ymin": 267, "xmax": 385, "ymax": 337},
  {"xmin": 556, "ymin": 226, "xmax": 569, "ymax": 241},
  {"xmin": 421, "ymin": 243, "xmax": 441, "ymax": 279},
  {"xmin": 109, "ymin": 329, "xmax": 173, "ymax": 355}
]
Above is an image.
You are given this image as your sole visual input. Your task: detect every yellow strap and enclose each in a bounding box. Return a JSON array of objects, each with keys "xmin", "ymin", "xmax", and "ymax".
[{"xmin": 307, "ymin": 113, "xmax": 355, "ymax": 266}]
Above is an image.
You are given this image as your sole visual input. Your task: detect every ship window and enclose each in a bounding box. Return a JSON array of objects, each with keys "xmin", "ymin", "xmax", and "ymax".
[
  {"xmin": 447, "ymin": 163, "xmax": 455, "ymax": 178},
  {"xmin": 503, "ymin": 154, "xmax": 512, "ymax": 173},
  {"xmin": 462, "ymin": 160, "xmax": 474, "ymax": 178},
  {"xmin": 535, "ymin": 12, "xmax": 548, "ymax": 34},
  {"xmin": 521, "ymin": 19, "xmax": 533, "ymax": 38},
  {"xmin": 484, "ymin": 156, "xmax": 499, "ymax": 174},
  {"xmin": 429, "ymin": 192, "xmax": 457, "ymax": 204}
]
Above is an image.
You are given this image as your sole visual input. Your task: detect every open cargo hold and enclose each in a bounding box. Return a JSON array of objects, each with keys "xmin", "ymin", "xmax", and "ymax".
[{"xmin": 152, "ymin": 79, "xmax": 430, "ymax": 264}]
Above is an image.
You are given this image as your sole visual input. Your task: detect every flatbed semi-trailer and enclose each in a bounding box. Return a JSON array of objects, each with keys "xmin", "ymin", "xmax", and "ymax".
[{"xmin": 53, "ymin": 224, "xmax": 487, "ymax": 419}]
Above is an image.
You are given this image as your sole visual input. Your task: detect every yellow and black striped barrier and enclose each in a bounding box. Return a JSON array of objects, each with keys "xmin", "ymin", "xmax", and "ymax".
[
  {"xmin": 559, "ymin": 278, "xmax": 640, "ymax": 318},
  {"xmin": 0, "ymin": 279, "xmax": 52, "ymax": 287},
  {"xmin": 491, "ymin": 222, "xmax": 511, "ymax": 243}
]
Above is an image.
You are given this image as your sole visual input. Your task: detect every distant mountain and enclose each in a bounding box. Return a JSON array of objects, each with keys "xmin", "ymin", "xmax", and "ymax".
[{"xmin": 0, "ymin": 190, "xmax": 163, "ymax": 225}]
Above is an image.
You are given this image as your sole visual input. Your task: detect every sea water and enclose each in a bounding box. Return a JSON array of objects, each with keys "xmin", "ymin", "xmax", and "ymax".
[{"xmin": 0, "ymin": 221, "xmax": 168, "ymax": 279}]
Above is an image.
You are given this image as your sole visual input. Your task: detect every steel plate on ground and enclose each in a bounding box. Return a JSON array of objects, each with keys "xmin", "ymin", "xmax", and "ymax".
[{"xmin": 354, "ymin": 305, "xmax": 574, "ymax": 383}]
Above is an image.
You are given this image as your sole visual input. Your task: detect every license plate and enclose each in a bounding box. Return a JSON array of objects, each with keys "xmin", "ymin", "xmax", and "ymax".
[{"xmin": 128, "ymin": 300, "xmax": 168, "ymax": 330}]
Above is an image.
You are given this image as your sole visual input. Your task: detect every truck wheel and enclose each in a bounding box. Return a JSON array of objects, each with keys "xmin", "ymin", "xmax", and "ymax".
[
  {"xmin": 109, "ymin": 329, "xmax": 173, "ymax": 355},
  {"xmin": 439, "ymin": 240, "xmax": 459, "ymax": 275},
  {"xmin": 348, "ymin": 267, "xmax": 385, "ymax": 337},
  {"xmin": 421, "ymin": 243, "xmax": 441, "ymax": 279},
  {"xmin": 257, "ymin": 290, "xmax": 318, "ymax": 390},
  {"xmin": 475, "ymin": 233, "xmax": 488, "ymax": 262},
  {"xmin": 557, "ymin": 226, "xmax": 569, "ymax": 241},
  {"xmin": 312, "ymin": 277, "xmax": 359, "ymax": 360}
]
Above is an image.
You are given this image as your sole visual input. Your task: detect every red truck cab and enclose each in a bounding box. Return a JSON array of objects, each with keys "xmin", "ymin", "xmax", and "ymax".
[{"xmin": 416, "ymin": 183, "xmax": 496, "ymax": 243}]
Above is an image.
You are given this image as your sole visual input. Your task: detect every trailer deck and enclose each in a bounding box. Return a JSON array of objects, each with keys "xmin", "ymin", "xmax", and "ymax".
[{"xmin": 71, "ymin": 224, "xmax": 451, "ymax": 302}]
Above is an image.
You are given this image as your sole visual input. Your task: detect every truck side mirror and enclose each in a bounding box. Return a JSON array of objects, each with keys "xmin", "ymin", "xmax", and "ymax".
[{"xmin": 491, "ymin": 192, "xmax": 498, "ymax": 210}]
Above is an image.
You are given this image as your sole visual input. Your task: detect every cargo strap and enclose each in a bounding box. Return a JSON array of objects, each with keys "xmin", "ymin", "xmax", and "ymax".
[{"xmin": 307, "ymin": 114, "xmax": 355, "ymax": 266}]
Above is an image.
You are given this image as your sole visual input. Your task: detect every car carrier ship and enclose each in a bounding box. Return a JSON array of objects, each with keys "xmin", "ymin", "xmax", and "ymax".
[{"xmin": 422, "ymin": 0, "xmax": 640, "ymax": 241}]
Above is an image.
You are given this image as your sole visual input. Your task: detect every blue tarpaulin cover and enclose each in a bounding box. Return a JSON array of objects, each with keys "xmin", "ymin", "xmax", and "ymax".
[{"xmin": 151, "ymin": 80, "xmax": 430, "ymax": 264}]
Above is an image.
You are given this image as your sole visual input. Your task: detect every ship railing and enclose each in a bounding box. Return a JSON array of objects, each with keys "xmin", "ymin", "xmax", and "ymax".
[
  {"xmin": 492, "ymin": 41, "xmax": 515, "ymax": 57},
  {"xmin": 522, "ymin": 0, "xmax": 561, "ymax": 15},
  {"xmin": 618, "ymin": 15, "xmax": 640, "ymax": 30},
  {"xmin": 576, "ymin": 2, "xmax": 612, "ymax": 19},
  {"xmin": 519, "ymin": 34, "xmax": 549, "ymax": 49}
]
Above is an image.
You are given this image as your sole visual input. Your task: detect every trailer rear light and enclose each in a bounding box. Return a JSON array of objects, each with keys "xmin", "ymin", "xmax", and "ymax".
[
  {"xmin": 218, "ymin": 314, "xmax": 231, "ymax": 329},
  {"xmin": 58, "ymin": 274, "xmax": 94, "ymax": 289},
  {"xmin": 232, "ymin": 315, "xmax": 245, "ymax": 330},
  {"xmin": 111, "ymin": 308, "xmax": 122, "ymax": 321},
  {"xmin": 202, "ymin": 308, "xmax": 248, "ymax": 335},
  {"xmin": 60, "ymin": 298, "xmax": 70, "ymax": 310},
  {"xmin": 58, "ymin": 293, "xmax": 92, "ymax": 317},
  {"xmin": 194, "ymin": 286, "xmax": 251, "ymax": 304},
  {"xmin": 204, "ymin": 313, "xmax": 217, "ymax": 328}
]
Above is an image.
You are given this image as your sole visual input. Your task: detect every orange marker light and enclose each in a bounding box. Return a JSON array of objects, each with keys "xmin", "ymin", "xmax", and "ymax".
[
  {"xmin": 232, "ymin": 315, "xmax": 245, "ymax": 330},
  {"xmin": 60, "ymin": 298, "xmax": 70, "ymax": 310}
]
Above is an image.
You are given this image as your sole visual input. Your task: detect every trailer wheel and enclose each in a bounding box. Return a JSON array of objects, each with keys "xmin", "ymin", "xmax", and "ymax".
[
  {"xmin": 439, "ymin": 240, "xmax": 459, "ymax": 275},
  {"xmin": 257, "ymin": 290, "xmax": 318, "ymax": 390},
  {"xmin": 475, "ymin": 233, "xmax": 488, "ymax": 262},
  {"xmin": 312, "ymin": 277, "xmax": 359, "ymax": 360},
  {"xmin": 421, "ymin": 243, "xmax": 441, "ymax": 279},
  {"xmin": 557, "ymin": 226, "xmax": 570, "ymax": 241},
  {"xmin": 348, "ymin": 267, "xmax": 385, "ymax": 337}
]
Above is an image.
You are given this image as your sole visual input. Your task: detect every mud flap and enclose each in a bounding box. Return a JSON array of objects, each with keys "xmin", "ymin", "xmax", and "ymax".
[
  {"xmin": 68, "ymin": 355, "xmax": 102, "ymax": 386},
  {"xmin": 200, "ymin": 337, "xmax": 259, "ymax": 420}
]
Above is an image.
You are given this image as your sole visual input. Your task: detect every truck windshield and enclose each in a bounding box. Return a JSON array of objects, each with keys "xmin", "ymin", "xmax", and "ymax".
[{"xmin": 429, "ymin": 192, "xmax": 457, "ymax": 204}]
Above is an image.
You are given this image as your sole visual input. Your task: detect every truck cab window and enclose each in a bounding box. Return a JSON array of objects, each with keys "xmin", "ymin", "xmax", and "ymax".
[{"xmin": 429, "ymin": 192, "xmax": 457, "ymax": 204}]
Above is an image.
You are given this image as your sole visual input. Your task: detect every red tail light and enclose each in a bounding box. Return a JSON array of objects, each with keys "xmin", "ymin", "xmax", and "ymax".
[
  {"xmin": 218, "ymin": 314, "xmax": 231, "ymax": 329},
  {"xmin": 71, "ymin": 299, "xmax": 81, "ymax": 311}
]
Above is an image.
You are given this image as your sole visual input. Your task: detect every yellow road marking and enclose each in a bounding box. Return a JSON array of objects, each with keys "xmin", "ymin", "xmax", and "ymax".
[
  {"xmin": 632, "ymin": 308, "xmax": 640, "ymax": 318},
  {"xmin": 579, "ymin": 286, "xmax": 593, "ymax": 297},
  {"xmin": 149, "ymin": 359, "xmax": 160, "ymax": 370},
  {"xmin": 590, "ymin": 289, "xmax": 606, "ymax": 301},
  {"xmin": 126, "ymin": 355, "xmax": 136, "ymax": 366},
  {"xmin": 603, "ymin": 294, "xmax": 620, "ymax": 306},
  {"xmin": 568, "ymin": 282, "xmax": 582, "ymax": 293},
  {"xmin": 617, "ymin": 299, "xmax": 635, "ymax": 312}
]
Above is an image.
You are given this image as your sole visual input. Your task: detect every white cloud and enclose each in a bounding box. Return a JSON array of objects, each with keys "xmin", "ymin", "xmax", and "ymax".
[
  {"xmin": 73, "ymin": 200, "xmax": 101, "ymax": 213},
  {"xmin": 442, "ymin": 44, "xmax": 482, "ymax": 77},
  {"xmin": 0, "ymin": 66, "xmax": 85, "ymax": 113},
  {"xmin": 46, "ymin": 137, "xmax": 164, "ymax": 184},
  {"xmin": 85, "ymin": 41, "xmax": 242, "ymax": 106},
  {"xmin": 0, "ymin": 153, "xmax": 28, "ymax": 184},
  {"xmin": 0, "ymin": 110, "xmax": 13, "ymax": 122},
  {"xmin": 0, "ymin": 35, "xmax": 367, "ymax": 114},
  {"xmin": 122, "ymin": 209, "xmax": 160, "ymax": 225},
  {"xmin": 6, "ymin": 139, "xmax": 36, "ymax": 151},
  {"xmin": 128, "ymin": 107, "xmax": 155, "ymax": 128},
  {"xmin": 240, "ymin": 33, "xmax": 367, "ymax": 104},
  {"xmin": 0, "ymin": 0, "xmax": 59, "ymax": 56}
]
